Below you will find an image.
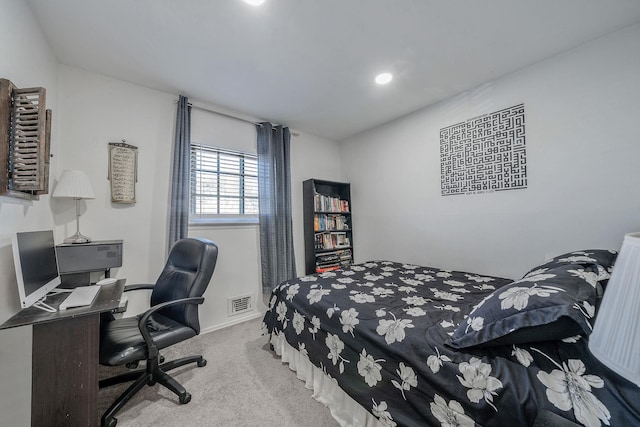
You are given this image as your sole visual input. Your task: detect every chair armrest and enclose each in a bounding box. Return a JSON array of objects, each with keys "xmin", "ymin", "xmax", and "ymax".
[
  {"xmin": 137, "ymin": 297, "xmax": 205, "ymax": 358},
  {"xmin": 123, "ymin": 284, "xmax": 155, "ymax": 292}
]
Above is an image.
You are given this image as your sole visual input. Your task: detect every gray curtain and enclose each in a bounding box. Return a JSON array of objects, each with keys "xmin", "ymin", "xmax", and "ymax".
[
  {"xmin": 168, "ymin": 95, "xmax": 191, "ymax": 250},
  {"xmin": 257, "ymin": 122, "xmax": 297, "ymax": 295}
]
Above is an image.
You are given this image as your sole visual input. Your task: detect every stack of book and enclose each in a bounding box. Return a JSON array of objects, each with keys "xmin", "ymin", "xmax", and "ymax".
[{"xmin": 315, "ymin": 249, "xmax": 353, "ymax": 273}]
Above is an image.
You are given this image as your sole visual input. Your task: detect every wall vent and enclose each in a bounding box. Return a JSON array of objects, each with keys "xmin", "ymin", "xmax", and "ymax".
[{"xmin": 228, "ymin": 294, "xmax": 253, "ymax": 316}]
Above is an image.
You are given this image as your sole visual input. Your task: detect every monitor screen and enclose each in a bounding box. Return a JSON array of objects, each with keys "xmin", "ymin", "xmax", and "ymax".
[{"xmin": 12, "ymin": 230, "xmax": 61, "ymax": 309}]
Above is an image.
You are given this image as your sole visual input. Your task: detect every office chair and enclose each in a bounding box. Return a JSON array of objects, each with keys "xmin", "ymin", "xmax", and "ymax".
[{"xmin": 99, "ymin": 238, "xmax": 218, "ymax": 427}]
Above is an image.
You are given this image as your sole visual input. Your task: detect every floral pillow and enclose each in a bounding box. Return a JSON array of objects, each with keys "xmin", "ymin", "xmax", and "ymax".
[
  {"xmin": 448, "ymin": 264, "xmax": 598, "ymax": 349},
  {"xmin": 522, "ymin": 249, "xmax": 617, "ymax": 295}
]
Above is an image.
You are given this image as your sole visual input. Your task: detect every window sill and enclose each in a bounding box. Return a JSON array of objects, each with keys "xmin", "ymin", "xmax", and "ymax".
[{"xmin": 189, "ymin": 217, "xmax": 259, "ymax": 227}]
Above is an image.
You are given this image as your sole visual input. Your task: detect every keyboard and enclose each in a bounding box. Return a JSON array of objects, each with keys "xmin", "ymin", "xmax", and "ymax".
[{"xmin": 59, "ymin": 286, "xmax": 101, "ymax": 310}]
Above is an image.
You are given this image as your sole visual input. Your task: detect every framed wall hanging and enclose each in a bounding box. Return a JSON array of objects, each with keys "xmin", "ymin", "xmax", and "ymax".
[
  {"xmin": 440, "ymin": 103, "xmax": 526, "ymax": 196},
  {"xmin": 108, "ymin": 140, "xmax": 138, "ymax": 204}
]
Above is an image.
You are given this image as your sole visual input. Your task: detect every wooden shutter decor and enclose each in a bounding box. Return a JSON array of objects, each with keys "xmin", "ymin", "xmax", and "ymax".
[{"xmin": 0, "ymin": 78, "xmax": 52, "ymax": 200}]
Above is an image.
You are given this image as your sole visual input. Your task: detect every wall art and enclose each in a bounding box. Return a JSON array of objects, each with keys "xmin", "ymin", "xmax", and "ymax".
[
  {"xmin": 440, "ymin": 103, "xmax": 526, "ymax": 196},
  {"xmin": 108, "ymin": 140, "xmax": 138, "ymax": 204},
  {"xmin": 0, "ymin": 78, "xmax": 52, "ymax": 200}
]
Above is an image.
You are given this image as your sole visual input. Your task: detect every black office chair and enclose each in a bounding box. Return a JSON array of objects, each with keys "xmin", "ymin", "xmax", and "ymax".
[{"xmin": 99, "ymin": 238, "xmax": 218, "ymax": 427}]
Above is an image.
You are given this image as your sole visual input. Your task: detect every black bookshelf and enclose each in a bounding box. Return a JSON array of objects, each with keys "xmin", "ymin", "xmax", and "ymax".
[{"xmin": 303, "ymin": 179, "xmax": 354, "ymax": 274}]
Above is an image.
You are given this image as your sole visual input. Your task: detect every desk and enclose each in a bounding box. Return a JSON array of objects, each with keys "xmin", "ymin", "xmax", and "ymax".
[{"xmin": 0, "ymin": 280, "xmax": 124, "ymax": 427}]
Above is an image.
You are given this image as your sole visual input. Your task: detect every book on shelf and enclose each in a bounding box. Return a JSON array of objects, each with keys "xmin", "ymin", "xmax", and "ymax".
[
  {"xmin": 315, "ymin": 248, "xmax": 352, "ymax": 272},
  {"xmin": 316, "ymin": 249, "xmax": 351, "ymax": 264},
  {"xmin": 304, "ymin": 179, "xmax": 353, "ymax": 276},
  {"xmin": 317, "ymin": 232, "xmax": 351, "ymax": 251},
  {"xmin": 317, "ymin": 253, "xmax": 341, "ymax": 263},
  {"xmin": 315, "ymin": 258, "xmax": 353, "ymax": 273},
  {"xmin": 316, "ymin": 265, "xmax": 340, "ymax": 273},
  {"xmin": 314, "ymin": 213, "xmax": 349, "ymax": 232},
  {"xmin": 314, "ymin": 192, "xmax": 349, "ymax": 213}
]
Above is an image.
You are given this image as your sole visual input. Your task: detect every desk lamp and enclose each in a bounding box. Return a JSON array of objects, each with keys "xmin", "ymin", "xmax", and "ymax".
[
  {"xmin": 589, "ymin": 232, "xmax": 640, "ymax": 386},
  {"xmin": 52, "ymin": 170, "xmax": 95, "ymax": 244}
]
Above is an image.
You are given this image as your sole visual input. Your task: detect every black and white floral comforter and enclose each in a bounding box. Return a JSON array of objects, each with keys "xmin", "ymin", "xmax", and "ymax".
[{"xmin": 262, "ymin": 261, "xmax": 640, "ymax": 427}]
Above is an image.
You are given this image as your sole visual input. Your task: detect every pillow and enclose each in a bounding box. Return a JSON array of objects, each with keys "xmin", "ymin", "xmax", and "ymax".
[
  {"xmin": 448, "ymin": 264, "xmax": 598, "ymax": 349},
  {"xmin": 523, "ymin": 249, "xmax": 617, "ymax": 295}
]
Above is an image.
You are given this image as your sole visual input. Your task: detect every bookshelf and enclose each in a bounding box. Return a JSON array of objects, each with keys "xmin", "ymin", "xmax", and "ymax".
[{"xmin": 303, "ymin": 179, "xmax": 354, "ymax": 274}]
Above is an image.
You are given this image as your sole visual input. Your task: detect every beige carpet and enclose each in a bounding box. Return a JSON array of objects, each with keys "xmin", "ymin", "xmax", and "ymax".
[{"xmin": 97, "ymin": 316, "xmax": 340, "ymax": 427}]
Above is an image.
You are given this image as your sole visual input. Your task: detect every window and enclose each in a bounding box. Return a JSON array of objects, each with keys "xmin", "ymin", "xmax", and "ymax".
[{"xmin": 190, "ymin": 144, "xmax": 258, "ymax": 223}]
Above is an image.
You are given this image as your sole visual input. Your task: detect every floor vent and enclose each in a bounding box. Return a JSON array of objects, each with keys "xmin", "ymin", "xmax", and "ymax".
[{"xmin": 228, "ymin": 294, "xmax": 253, "ymax": 316}]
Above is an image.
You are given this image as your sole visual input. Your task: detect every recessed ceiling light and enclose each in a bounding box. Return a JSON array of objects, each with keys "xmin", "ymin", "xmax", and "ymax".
[
  {"xmin": 244, "ymin": 0, "xmax": 265, "ymax": 6},
  {"xmin": 375, "ymin": 73, "xmax": 393, "ymax": 85}
]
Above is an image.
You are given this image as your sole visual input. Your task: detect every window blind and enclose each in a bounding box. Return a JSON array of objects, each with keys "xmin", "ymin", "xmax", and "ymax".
[{"xmin": 190, "ymin": 144, "xmax": 258, "ymax": 220}]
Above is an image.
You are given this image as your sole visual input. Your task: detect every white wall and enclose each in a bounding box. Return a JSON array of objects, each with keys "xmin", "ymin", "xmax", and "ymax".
[
  {"xmin": 56, "ymin": 67, "xmax": 343, "ymax": 327},
  {"xmin": 188, "ymin": 107, "xmax": 343, "ymax": 322},
  {"xmin": 55, "ymin": 65, "xmax": 176, "ymax": 317},
  {"xmin": 0, "ymin": 1, "xmax": 60, "ymax": 425},
  {"xmin": 342, "ymin": 23, "xmax": 640, "ymax": 280},
  {"xmin": 188, "ymin": 107, "xmax": 264, "ymax": 327},
  {"xmin": 0, "ymin": 6, "xmax": 343, "ymax": 421},
  {"xmin": 0, "ymin": 2, "xmax": 60, "ymax": 318},
  {"xmin": 56, "ymin": 65, "xmax": 175, "ymax": 280},
  {"xmin": 290, "ymin": 132, "xmax": 343, "ymax": 275}
]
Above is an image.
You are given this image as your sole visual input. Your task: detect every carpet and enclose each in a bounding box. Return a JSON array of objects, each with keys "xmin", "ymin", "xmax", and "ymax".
[{"xmin": 97, "ymin": 317, "xmax": 340, "ymax": 426}]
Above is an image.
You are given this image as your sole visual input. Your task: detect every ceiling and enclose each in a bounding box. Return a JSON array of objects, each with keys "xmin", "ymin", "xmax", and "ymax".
[{"xmin": 26, "ymin": 0, "xmax": 640, "ymax": 141}]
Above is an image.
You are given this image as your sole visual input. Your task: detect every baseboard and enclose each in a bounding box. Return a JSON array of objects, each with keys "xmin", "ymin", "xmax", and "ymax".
[{"xmin": 200, "ymin": 311, "xmax": 263, "ymax": 335}]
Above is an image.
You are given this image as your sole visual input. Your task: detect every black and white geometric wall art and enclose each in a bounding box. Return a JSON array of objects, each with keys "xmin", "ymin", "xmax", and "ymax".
[{"xmin": 440, "ymin": 103, "xmax": 526, "ymax": 196}]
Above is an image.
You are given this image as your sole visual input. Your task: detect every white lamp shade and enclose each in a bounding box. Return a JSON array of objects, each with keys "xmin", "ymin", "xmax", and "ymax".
[
  {"xmin": 589, "ymin": 232, "xmax": 640, "ymax": 386},
  {"xmin": 52, "ymin": 170, "xmax": 95, "ymax": 199}
]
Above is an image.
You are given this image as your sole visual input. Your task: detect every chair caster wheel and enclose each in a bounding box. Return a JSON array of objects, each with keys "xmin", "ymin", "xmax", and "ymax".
[
  {"xmin": 197, "ymin": 359, "xmax": 207, "ymax": 367},
  {"xmin": 180, "ymin": 392, "xmax": 191, "ymax": 404},
  {"xmin": 159, "ymin": 355, "xmax": 165, "ymax": 363},
  {"xmin": 149, "ymin": 380, "xmax": 156, "ymax": 386},
  {"xmin": 125, "ymin": 361, "xmax": 139, "ymax": 369},
  {"xmin": 102, "ymin": 417, "xmax": 117, "ymax": 427}
]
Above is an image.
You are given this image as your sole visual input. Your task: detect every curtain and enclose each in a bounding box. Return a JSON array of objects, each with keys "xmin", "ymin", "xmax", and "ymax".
[
  {"xmin": 168, "ymin": 95, "xmax": 191, "ymax": 250},
  {"xmin": 257, "ymin": 122, "xmax": 297, "ymax": 295}
]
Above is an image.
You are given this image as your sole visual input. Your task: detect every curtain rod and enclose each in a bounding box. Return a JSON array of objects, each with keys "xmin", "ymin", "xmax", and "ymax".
[{"xmin": 173, "ymin": 100, "xmax": 299, "ymax": 136}]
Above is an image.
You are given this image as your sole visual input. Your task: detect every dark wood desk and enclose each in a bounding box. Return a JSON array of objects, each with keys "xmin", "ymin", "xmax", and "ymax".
[{"xmin": 0, "ymin": 280, "xmax": 124, "ymax": 427}]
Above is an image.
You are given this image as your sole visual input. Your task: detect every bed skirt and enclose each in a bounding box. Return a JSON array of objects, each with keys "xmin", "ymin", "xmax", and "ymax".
[{"xmin": 269, "ymin": 332, "xmax": 384, "ymax": 427}]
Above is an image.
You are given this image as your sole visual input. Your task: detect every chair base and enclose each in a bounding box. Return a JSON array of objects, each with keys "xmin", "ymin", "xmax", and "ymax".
[{"xmin": 100, "ymin": 354, "xmax": 206, "ymax": 427}]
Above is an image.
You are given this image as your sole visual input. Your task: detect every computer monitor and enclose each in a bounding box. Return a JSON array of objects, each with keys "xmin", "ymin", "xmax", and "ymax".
[{"xmin": 12, "ymin": 230, "xmax": 61, "ymax": 310}]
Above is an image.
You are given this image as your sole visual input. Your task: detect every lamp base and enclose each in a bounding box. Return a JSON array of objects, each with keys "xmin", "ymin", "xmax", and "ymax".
[{"xmin": 63, "ymin": 232, "xmax": 92, "ymax": 244}]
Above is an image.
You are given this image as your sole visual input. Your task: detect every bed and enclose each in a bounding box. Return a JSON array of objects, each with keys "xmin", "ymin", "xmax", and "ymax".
[{"xmin": 262, "ymin": 250, "xmax": 640, "ymax": 426}]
